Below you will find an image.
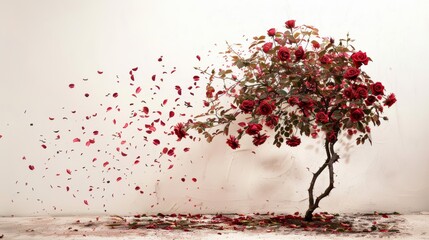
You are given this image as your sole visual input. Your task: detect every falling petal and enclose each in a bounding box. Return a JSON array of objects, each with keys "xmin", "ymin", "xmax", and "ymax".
[
  {"xmin": 121, "ymin": 152, "xmax": 127, "ymax": 157},
  {"xmin": 196, "ymin": 55, "xmax": 201, "ymax": 61},
  {"xmin": 116, "ymin": 177, "xmax": 122, "ymax": 182},
  {"xmin": 136, "ymin": 87, "xmax": 142, "ymax": 94},
  {"xmin": 97, "ymin": 71, "xmax": 103, "ymax": 74},
  {"xmin": 29, "ymin": 165, "xmax": 35, "ymax": 171},
  {"xmin": 103, "ymin": 161, "xmax": 109, "ymax": 167},
  {"xmin": 113, "ymin": 93, "xmax": 118, "ymax": 98},
  {"xmin": 193, "ymin": 76, "xmax": 200, "ymax": 81},
  {"xmin": 168, "ymin": 165, "xmax": 173, "ymax": 169},
  {"xmin": 152, "ymin": 75, "xmax": 156, "ymax": 81},
  {"xmin": 184, "ymin": 148, "xmax": 190, "ymax": 152},
  {"xmin": 192, "ymin": 178, "xmax": 197, "ymax": 182},
  {"xmin": 69, "ymin": 83, "xmax": 75, "ymax": 88},
  {"xmin": 66, "ymin": 169, "xmax": 72, "ymax": 175},
  {"xmin": 49, "ymin": 117, "xmax": 55, "ymax": 120},
  {"xmin": 73, "ymin": 138, "xmax": 81, "ymax": 143},
  {"xmin": 41, "ymin": 144, "xmax": 47, "ymax": 149},
  {"xmin": 153, "ymin": 139, "xmax": 160, "ymax": 145},
  {"xmin": 132, "ymin": 67, "xmax": 138, "ymax": 71},
  {"xmin": 84, "ymin": 200, "xmax": 89, "ymax": 205},
  {"xmin": 169, "ymin": 111, "xmax": 175, "ymax": 118}
]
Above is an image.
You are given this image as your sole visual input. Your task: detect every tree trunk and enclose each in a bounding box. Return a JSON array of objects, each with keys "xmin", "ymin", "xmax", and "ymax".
[{"xmin": 304, "ymin": 139, "xmax": 339, "ymax": 221}]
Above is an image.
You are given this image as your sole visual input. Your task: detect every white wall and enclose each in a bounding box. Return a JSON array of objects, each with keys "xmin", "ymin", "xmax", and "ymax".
[{"xmin": 1, "ymin": 0, "xmax": 428, "ymax": 216}]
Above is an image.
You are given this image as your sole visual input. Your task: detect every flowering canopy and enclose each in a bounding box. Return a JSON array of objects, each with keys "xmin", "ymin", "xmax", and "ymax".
[{"xmin": 181, "ymin": 20, "xmax": 396, "ymax": 149}]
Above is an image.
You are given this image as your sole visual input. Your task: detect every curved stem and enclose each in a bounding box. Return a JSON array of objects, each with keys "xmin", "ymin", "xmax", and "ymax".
[{"xmin": 305, "ymin": 140, "xmax": 339, "ymax": 221}]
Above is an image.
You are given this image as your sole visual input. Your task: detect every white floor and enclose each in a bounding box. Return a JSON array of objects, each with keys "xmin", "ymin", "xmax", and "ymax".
[{"xmin": 0, "ymin": 213, "xmax": 428, "ymax": 240}]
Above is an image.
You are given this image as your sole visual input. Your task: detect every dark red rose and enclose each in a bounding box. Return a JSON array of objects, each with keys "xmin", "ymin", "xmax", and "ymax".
[
  {"xmin": 277, "ymin": 46, "xmax": 291, "ymax": 61},
  {"xmin": 265, "ymin": 115, "xmax": 279, "ymax": 128},
  {"xmin": 239, "ymin": 100, "xmax": 255, "ymax": 113},
  {"xmin": 371, "ymin": 82, "xmax": 385, "ymax": 96},
  {"xmin": 252, "ymin": 133, "xmax": 269, "ymax": 146},
  {"xmin": 267, "ymin": 28, "xmax": 276, "ymax": 36},
  {"xmin": 365, "ymin": 95, "xmax": 377, "ymax": 106},
  {"xmin": 174, "ymin": 123, "xmax": 188, "ymax": 141},
  {"xmin": 316, "ymin": 112, "xmax": 329, "ymax": 124},
  {"xmin": 350, "ymin": 108, "xmax": 365, "ymax": 122},
  {"xmin": 356, "ymin": 86, "xmax": 368, "ymax": 99},
  {"xmin": 327, "ymin": 131, "xmax": 337, "ymax": 143},
  {"xmin": 343, "ymin": 67, "xmax": 361, "ymax": 80},
  {"xmin": 286, "ymin": 136, "xmax": 301, "ymax": 147},
  {"xmin": 226, "ymin": 135, "xmax": 240, "ymax": 149},
  {"xmin": 343, "ymin": 87, "xmax": 356, "ymax": 99},
  {"xmin": 262, "ymin": 42, "xmax": 273, "ymax": 53},
  {"xmin": 294, "ymin": 46, "xmax": 305, "ymax": 61},
  {"xmin": 285, "ymin": 20, "xmax": 296, "ymax": 29},
  {"xmin": 320, "ymin": 55, "xmax": 333, "ymax": 64},
  {"xmin": 384, "ymin": 93, "xmax": 397, "ymax": 107},
  {"xmin": 257, "ymin": 99, "xmax": 276, "ymax": 115},
  {"xmin": 287, "ymin": 96, "xmax": 300, "ymax": 106},
  {"xmin": 351, "ymin": 51, "xmax": 369, "ymax": 67},
  {"xmin": 245, "ymin": 123, "xmax": 263, "ymax": 135}
]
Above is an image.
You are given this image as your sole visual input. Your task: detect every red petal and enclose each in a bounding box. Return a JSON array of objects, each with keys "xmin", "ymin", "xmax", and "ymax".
[
  {"xmin": 192, "ymin": 178, "xmax": 197, "ymax": 182},
  {"xmin": 143, "ymin": 106, "xmax": 149, "ymax": 114},
  {"xmin": 136, "ymin": 87, "xmax": 142, "ymax": 94},
  {"xmin": 93, "ymin": 131, "xmax": 99, "ymax": 135},
  {"xmin": 97, "ymin": 71, "xmax": 103, "ymax": 74},
  {"xmin": 28, "ymin": 165, "xmax": 35, "ymax": 170},
  {"xmin": 132, "ymin": 67, "xmax": 138, "ymax": 71},
  {"xmin": 183, "ymin": 148, "xmax": 190, "ymax": 152},
  {"xmin": 84, "ymin": 200, "xmax": 89, "ymax": 205},
  {"xmin": 158, "ymin": 56, "xmax": 163, "ymax": 62},
  {"xmin": 152, "ymin": 75, "xmax": 156, "ymax": 81},
  {"xmin": 73, "ymin": 138, "xmax": 81, "ymax": 143},
  {"xmin": 153, "ymin": 139, "xmax": 160, "ymax": 145},
  {"xmin": 66, "ymin": 186, "xmax": 70, "ymax": 191},
  {"xmin": 66, "ymin": 169, "xmax": 72, "ymax": 175},
  {"xmin": 169, "ymin": 111, "xmax": 175, "ymax": 118},
  {"xmin": 162, "ymin": 99, "xmax": 168, "ymax": 106},
  {"xmin": 123, "ymin": 123, "xmax": 128, "ymax": 129},
  {"xmin": 69, "ymin": 83, "xmax": 75, "ymax": 88},
  {"xmin": 193, "ymin": 76, "xmax": 200, "ymax": 81},
  {"xmin": 103, "ymin": 161, "xmax": 109, "ymax": 167},
  {"xmin": 196, "ymin": 55, "xmax": 201, "ymax": 61},
  {"xmin": 49, "ymin": 117, "xmax": 55, "ymax": 120},
  {"xmin": 130, "ymin": 75, "xmax": 135, "ymax": 81},
  {"xmin": 134, "ymin": 160, "xmax": 140, "ymax": 165},
  {"xmin": 168, "ymin": 164, "xmax": 174, "ymax": 169},
  {"xmin": 113, "ymin": 92, "xmax": 118, "ymax": 98},
  {"xmin": 135, "ymin": 186, "xmax": 140, "ymax": 190},
  {"xmin": 181, "ymin": 178, "xmax": 185, "ymax": 182},
  {"xmin": 121, "ymin": 152, "xmax": 127, "ymax": 157},
  {"xmin": 116, "ymin": 177, "xmax": 122, "ymax": 182},
  {"xmin": 41, "ymin": 144, "xmax": 47, "ymax": 149},
  {"xmin": 106, "ymin": 107, "xmax": 112, "ymax": 112}
]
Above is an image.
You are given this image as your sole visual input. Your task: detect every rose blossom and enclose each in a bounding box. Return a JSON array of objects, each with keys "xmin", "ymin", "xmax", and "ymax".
[
  {"xmin": 257, "ymin": 99, "xmax": 276, "ymax": 115},
  {"xmin": 371, "ymin": 82, "xmax": 384, "ymax": 96},
  {"xmin": 277, "ymin": 46, "xmax": 291, "ymax": 61},
  {"xmin": 316, "ymin": 112, "xmax": 329, "ymax": 124},
  {"xmin": 384, "ymin": 93, "xmax": 397, "ymax": 107},
  {"xmin": 252, "ymin": 133, "xmax": 269, "ymax": 146},
  {"xmin": 286, "ymin": 136, "xmax": 301, "ymax": 147},
  {"xmin": 356, "ymin": 86, "xmax": 368, "ymax": 99},
  {"xmin": 239, "ymin": 99, "xmax": 255, "ymax": 113},
  {"xmin": 267, "ymin": 28, "xmax": 276, "ymax": 36},
  {"xmin": 265, "ymin": 115, "xmax": 279, "ymax": 128},
  {"xmin": 351, "ymin": 51, "xmax": 369, "ymax": 67},
  {"xmin": 294, "ymin": 46, "xmax": 305, "ymax": 61},
  {"xmin": 343, "ymin": 87, "xmax": 356, "ymax": 99},
  {"xmin": 343, "ymin": 67, "xmax": 361, "ymax": 80},
  {"xmin": 350, "ymin": 108, "xmax": 364, "ymax": 122},
  {"xmin": 262, "ymin": 42, "xmax": 273, "ymax": 53},
  {"xmin": 287, "ymin": 96, "xmax": 300, "ymax": 106},
  {"xmin": 174, "ymin": 123, "xmax": 188, "ymax": 141},
  {"xmin": 285, "ymin": 20, "xmax": 296, "ymax": 28},
  {"xmin": 226, "ymin": 135, "xmax": 240, "ymax": 149},
  {"xmin": 245, "ymin": 123, "xmax": 263, "ymax": 135},
  {"xmin": 320, "ymin": 55, "xmax": 333, "ymax": 64},
  {"xmin": 365, "ymin": 95, "xmax": 377, "ymax": 106}
]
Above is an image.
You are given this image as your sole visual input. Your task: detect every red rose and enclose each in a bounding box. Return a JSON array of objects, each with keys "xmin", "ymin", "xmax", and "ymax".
[
  {"xmin": 327, "ymin": 131, "xmax": 337, "ymax": 143},
  {"xmin": 252, "ymin": 133, "xmax": 269, "ymax": 146},
  {"xmin": 239, "ymin": 100, "xmax": 255, "ymax": 113},
  {"xmin": 320, "ymin": 55, "xmax": 333, "ymax": 64},
  {"xmin": 262, "ymin": 42, "xmax": 273, "ymax": 53},
  {"xmin": 350, "ymin": 108, "xmax": 364, "ymax": 122},
  {"xmin": 226, "ymin": 135, "xmax": 240, "ymax": 149},
  {"xmin": 316, "ymin": 112, "xmax": 329, "ymax": 124},
  {"xmin": 245, "ymin": 123, "xmax": 263, "ymax": 135},
  {"xmin": 343, "ymin": 67, "xmax": 361, "ymax": 80},
  {"xmin": 356, "ymin": 86, "xmax": 368, "ymax": 99},
  {"xmin": 351, "ymin": 51, "xmax": 369, "ymax": 67},
  {"xmin": 287, "ymin": 96, "xmax": 300, "ymax": 106},
  {"xmin": 294, "ymin": 46, "xmax": 305, "ymax": 61},
  {"xmin": 286, "ymin": 136, "xmax": 301, "ymax": 147},
  {"xmin": 371, "ymin": 82, "xmax": 384, "ymax": 96},
  {"xmin": 265, "ymin": 115, "xmax": 279, "ymax": 128},
  {"xmin": 257, "ymin": 99, "xmax": 276, "ymax": 115},
  {"xmin": 285, "ymin": 20, "xmax": 296, "ymax": 29},
  {"xmin": 267, "ymin": 28, "xmax": 276, "ymax": 36},
  {"xmin": 343, "ymin": 87, "xmax": 356, "ymax": 99},
  {"xmin": 277, "ymin": 46, "xmax": 291, "ymax": 61},
  {"xmin": 365, "ymin": 95, "xmax": 377, "ymax": 106},
  {"xmin": 384, "ymin": 93, "xmax": 397, "ymax": 107},
  {"xmin": 174, "ymin": 123, "xmax": 188, "ymax": 141}
]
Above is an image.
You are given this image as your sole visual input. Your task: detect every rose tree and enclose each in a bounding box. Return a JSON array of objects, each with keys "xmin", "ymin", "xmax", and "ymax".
[{"xmin": 176, "ymin": 20, "xmax": 396, "ymax": 221}]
